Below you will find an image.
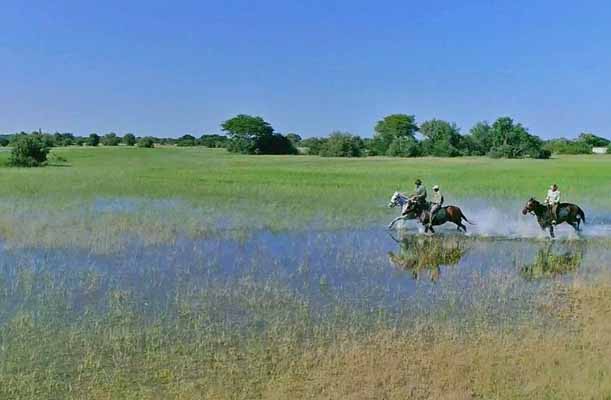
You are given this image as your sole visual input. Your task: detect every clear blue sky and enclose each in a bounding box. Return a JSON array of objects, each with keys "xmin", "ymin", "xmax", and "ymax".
[{"xmin": 2, "ymin": 0, "xmax": 611, "ymax": 139}]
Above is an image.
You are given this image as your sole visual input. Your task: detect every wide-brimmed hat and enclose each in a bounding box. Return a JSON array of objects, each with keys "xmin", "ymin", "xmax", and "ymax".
[
  {"xmin": 415, "ymin": 179, "xmax": 422, "ymax": 185},
  {"xmin": 433, "ymin": 185, "xmax": 439, "ymax": 190}
]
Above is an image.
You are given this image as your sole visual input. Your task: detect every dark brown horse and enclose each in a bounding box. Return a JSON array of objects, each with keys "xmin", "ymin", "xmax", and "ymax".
[
  {"xmin": 400, "ymin": 198, "xmax": 474, "ymax": 234},
  {"xmin": 521, "ymin": 198, "xmax": 586, "ymax": 238}
]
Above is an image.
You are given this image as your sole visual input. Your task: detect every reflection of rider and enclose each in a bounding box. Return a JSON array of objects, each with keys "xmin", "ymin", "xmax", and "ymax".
[
  {"xmin": 412, "ymin": 179, "xmax": 427, "ymax": 208},
  {"xmin": 429, "ymin": 185, "xmax": 444, "ymax": 229},
  {"xmin": 544, "ymin": 184, "xmax": 560, "ymax": 224}
]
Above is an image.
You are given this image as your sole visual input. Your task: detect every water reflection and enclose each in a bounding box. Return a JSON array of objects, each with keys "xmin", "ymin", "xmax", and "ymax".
[
  {"xmin": 387, "ymin": 232, "xmax": 467, "ymax": 282},
  {"xmin": 519, "ymin": 241, "xmax": 585, "ymax": 280}
]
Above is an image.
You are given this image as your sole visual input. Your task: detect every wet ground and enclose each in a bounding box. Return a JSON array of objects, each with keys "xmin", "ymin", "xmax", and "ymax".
[{"xmin": 2, "ymin": 222, "xmax": 610, "ymax": 331}]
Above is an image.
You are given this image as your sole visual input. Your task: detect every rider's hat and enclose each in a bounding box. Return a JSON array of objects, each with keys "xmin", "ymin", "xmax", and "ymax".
[
  {"xmin": 415, "ymin": 179, "xmax": 422, "ymax": 185},
  {"xmin": 433, "ymin": 185, "xmax": 439, "ymax": 190}
]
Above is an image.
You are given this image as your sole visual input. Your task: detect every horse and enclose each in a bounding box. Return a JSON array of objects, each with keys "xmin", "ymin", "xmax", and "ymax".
[
  {"xmin": 387, "ymin": 192, "xmax": 419, "ymax": 229},
  {"xmin": 388, "ymin": 192, "xmax": 474, "ymax": 233},
  {"xmin": 521, "ymin": 198, "xmax": 586, "ymax": 238}
]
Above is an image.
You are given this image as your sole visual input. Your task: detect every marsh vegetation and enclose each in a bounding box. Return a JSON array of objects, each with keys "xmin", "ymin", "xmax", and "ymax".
[{"xmin": 0, "ymin": 148, "xmax": 610, "ymax": 398}]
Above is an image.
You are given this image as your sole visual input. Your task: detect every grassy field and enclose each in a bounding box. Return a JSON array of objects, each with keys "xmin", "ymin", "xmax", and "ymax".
[
  {"xmin": 1, "ymin": 147, "xmax": 611, "ymax": 399},
  {"xmin": 0, "ymin": 147, "xmax": 610, "ymax": 249}
]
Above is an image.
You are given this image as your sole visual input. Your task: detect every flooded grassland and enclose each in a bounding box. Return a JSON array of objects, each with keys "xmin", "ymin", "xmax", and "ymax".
[{"xmin": 1, "ymin": 149, "xmax": 611, "ymax": 399}]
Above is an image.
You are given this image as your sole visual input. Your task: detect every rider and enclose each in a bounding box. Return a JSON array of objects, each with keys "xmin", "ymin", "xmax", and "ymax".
[
  {"xmin": 429, "ymin": 185, "xmax": 444, "ymax": 229},
  {"xmin": 544, "ymin": 184, "xmax": 560, "ymax": 224},
  {"xmin": 412, "ymin": 179, "xmax": 427, "ymax": 208}
]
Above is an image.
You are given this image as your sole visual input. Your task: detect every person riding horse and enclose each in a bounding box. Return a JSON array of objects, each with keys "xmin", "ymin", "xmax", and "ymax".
[
  {"xmin": 411, "ymin": 179, "xmax": 427, "ymax": 208},
  {"xmin": 544, "ymin": 184, "xmax": 560, "ymax": 224},
  {"xmin": 429, "ymin": 185, "xmax": 444, "ymax": 229}
]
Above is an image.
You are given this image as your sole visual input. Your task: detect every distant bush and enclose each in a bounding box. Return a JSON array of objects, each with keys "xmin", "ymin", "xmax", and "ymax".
[
  {"xmin": 101, "ymin": 132, "xmax": 121, "ymax": 146},
  {"xmin": 176, "ymin": 134, "xmax": 197, "ymax": 147},
  {"xmin": 0, "ymin": 137, "xmax": 9, "ymax": 147},
  {"xmin": 300, "ymin": 137, "xmax": 327, "ymax": 155},
  {"xmin": 386, "ymin": 137, "xmax": 421, "ymax": 157},
  {"xmin": 53, "ymin": 132, "xmax": 75, "ymax": 146},
  {"xmin": 200, "ymin": 134, "xmax": 228, "ymax": 148},
  {"xmin": 319, "ymin": 132, "xmax": 364, "ymax": 157},
  {"xmin": 87, "ymin": 133, "xmax": 100, "ymax": 147},
  {"xmin": 8, "ymin": 135, "xmax": 50, "ymax": 167},
  {"xmin": 254, "ymin": 133, "xmax": 298, "ymax": 155},
  {"xmin": 138, "ymin": 137, "xmax": 155, "ymax": 148},
  {"xmin": 123, "ymin": 133, "xmax": 136, "ymax": 146},
  {"xmin": 577, "ymin": 132, "xmax": 609, "ymax": 147},
  {"xmin": 545, "ymin": 139, "xmax": 592, "ymax": 154}
]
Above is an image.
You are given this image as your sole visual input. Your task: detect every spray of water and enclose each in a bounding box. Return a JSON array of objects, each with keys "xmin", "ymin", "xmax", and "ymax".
[{"xmin": 393, "ymin": 198, "xmax": 611, "ymax": 239}]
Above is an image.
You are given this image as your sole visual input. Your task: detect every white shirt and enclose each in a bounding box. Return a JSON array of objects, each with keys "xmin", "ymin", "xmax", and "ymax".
[{"xmin": 545, "ymin": 189, "xmax": 560, "ymax": 205}]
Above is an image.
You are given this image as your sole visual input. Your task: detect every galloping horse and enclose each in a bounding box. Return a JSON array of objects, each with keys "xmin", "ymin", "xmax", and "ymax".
[
  {"xmin": 522, "ymin": 198, "xmax": 586, "ymax": 238},
  {"xmin": 388, "ymin": 192, "xmax": 474, "ymax": 233}
]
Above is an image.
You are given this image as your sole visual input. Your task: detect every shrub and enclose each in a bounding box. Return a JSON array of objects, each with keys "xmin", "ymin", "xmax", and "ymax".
[
  {"xmin": 300, "ymin": 137, "xmax": 327, "ymax": 155},
  {"xmin": 319, "ymin": 132, "xmax": 364, "ymax": 157},
  {"xmin": 176, "ymin": 134, "xmax": 197, "ymax": 147},
  {"xmin": 101, "ymin": 133, "xmax": 121, "ymax": 146},
  {"xmin": 200, "ymin": 134, "xmax": 228, "ymax": 148},
  {"xmin": 123, "ymin": 133, "xmax": 136, "ymax": 146},
  {"xmin": 254, "ymin": 133, "xmax": 298, "ymax": 155},
  {"xmin": 87, "ymin": 133, "xmax": 100, "ymax": 146},
  {"xmin": 137, "ymin": 137, "xmax": 155, "ymax": 148},
  {"xmin": 0, "ymin": 137, "xmax": 9, "ymax": 147},
  {"xmin": 8, "ymin": 135, "xmax": 50, "ymax": 167},
  {"xmin": 386, "ymin": 137, "xmax": 421, "ymax": 157}
]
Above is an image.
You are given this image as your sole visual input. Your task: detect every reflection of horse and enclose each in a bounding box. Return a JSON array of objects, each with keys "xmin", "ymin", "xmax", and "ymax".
[
  {"xmin": 522, "ymin": 198, "xmax": 586, "ymax": 239},
  {"xmin": 519, "ymin": 241, "xmax": 584, "ymax": 280},
  {"xmin": 387, "ymin": 192, "xmax": 474, "ymax": 233},
  {"xmin": 387, "ymin": 233, "xmax": 466, "ymax": 282}
]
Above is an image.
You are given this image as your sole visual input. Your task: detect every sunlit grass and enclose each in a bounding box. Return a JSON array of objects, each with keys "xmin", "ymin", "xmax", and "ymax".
[{"xmin": 1, "ymin": 148, "xmax": 611, "ymax": 398}]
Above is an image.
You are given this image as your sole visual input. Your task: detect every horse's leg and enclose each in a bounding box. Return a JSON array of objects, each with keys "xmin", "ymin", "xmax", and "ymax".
[
  {"xmin": 388, "ymin": 216, "xmax": 405, "ymax": 229},
  {"xmin": 569, "ymin": 221, "xmax": 581, "ymax": 233},
  {"xmin": 549, "ymin": 225, "xmax": 555, "ymax": 239}
]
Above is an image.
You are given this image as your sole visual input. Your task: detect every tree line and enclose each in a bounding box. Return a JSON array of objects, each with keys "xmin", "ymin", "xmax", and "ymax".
[{"xmin": 2, "ymin": 114, "xmax": 609, "ymax": 166}]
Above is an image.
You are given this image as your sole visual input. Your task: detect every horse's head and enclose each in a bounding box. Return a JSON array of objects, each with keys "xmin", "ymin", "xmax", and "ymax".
[
  {"xmin": 522, "ymin": 198, "xmax": 539, "ymax": 215},
  {"xmin": 388, "ymin": 191, "xmax": 404, "ymax": 208}
]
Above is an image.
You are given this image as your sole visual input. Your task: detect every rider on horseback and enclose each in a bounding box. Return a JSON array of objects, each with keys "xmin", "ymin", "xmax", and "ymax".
[
  {"xmin": 429, "ymin": 185, "xmax": 444, "ymax": 229},
  {"xmin": 412, "ymin": 179, "xmax": 427, "ymax": 208},
  {"xmin": 544, "ymin": 184, "xmax": 560, "ymax": 224}
]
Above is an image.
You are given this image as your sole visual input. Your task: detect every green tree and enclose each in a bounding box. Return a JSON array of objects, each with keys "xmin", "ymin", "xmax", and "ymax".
[
  {"xmin": 300, "ymin": 137, "xmax": 327, "ymax": 155},
  {"xmin": 544, "ymin": 138, "xmax": 592, "ymax": 154},
  {"xmin": 0, "ymin": 137, "xmax": 9, "ymax": 147},
  {"xmin": 487, "ymin": 117, "xmax": 549, "ymax": 159},
  {"xmin": 319, "ymin": 132, "xmax": 364, "ymax": 157},
  {"xmin": 102, "ymin": 132, "xmax": 121, "ymax": 146},
  {"xmin": 137, "ymin": 137, "xmax": 155, "ymax": 148},
  {"xmin": 286, "ymin": 133, "xmax": 302, "ymax": 145},
  {"xmin": 222, "ymin": 114, "xmax": 273, "ymax": 154},
  {"xmin": 577, "ymin": 132, "xmax": 609, "ymax": 147},
  {"xmin": 221, "ymin": 114, "xmax": 295, "ymax": 154},
  {"xmin": 371, "ymin": 114, "xmax": 418, "ymax": 155},
  {"xmin": 386, "ymin": 136, "xmax": 421, "ymax": 157},
  {"xmin": 8, "ymin": 135, "xmax": 50, "ymax": 167},
  {"xmin": 200, "ymin": 134, "xmax": 228, "ymax": 148},
  {"xmin": 123, "ymin": 133, "xmax": 136, "ymax": 146},
  {"xmin": 87, "ymin": 133, "xmax": 100, "ymax": 147},
  {"xmin": 466, "ymin": 122, "xmax": 493, "ymax": 155},
  {"xmin": 176, "ymin": 134, "xmax": 197, "ymax": 146},
  {"xmin": 419, "ymin": 119, "xmax": 462, "ymax": 157}
]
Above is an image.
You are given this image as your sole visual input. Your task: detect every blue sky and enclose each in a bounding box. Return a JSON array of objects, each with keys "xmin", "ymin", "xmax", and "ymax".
[{"xmin": 2, "ymin": 0, "xmax": 611, "ymax": 139}]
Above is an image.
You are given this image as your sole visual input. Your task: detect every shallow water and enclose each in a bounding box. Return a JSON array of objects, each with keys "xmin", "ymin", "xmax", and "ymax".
[{"xmin": 1, "ymin": 225, "xmax": 610, "ymax": 332}]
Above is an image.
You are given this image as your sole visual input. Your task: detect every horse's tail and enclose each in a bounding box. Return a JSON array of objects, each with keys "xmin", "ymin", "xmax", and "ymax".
[
  {"xmin": 577, "ymin": 207, "xmax": 586, "ymax": 224},
  {"xmin": 459, "ymin": 208, "xmax": 475, "ymax": 225}
]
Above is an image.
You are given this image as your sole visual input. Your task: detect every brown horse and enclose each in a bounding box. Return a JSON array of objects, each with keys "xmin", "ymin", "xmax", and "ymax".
[
  {"xmin": 521, "ymin": 198, "xmax": 586, "ymax": 238},
  {"xmin": 400, "ymin": 198, "xmax": 474, "ymax": 234}
]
